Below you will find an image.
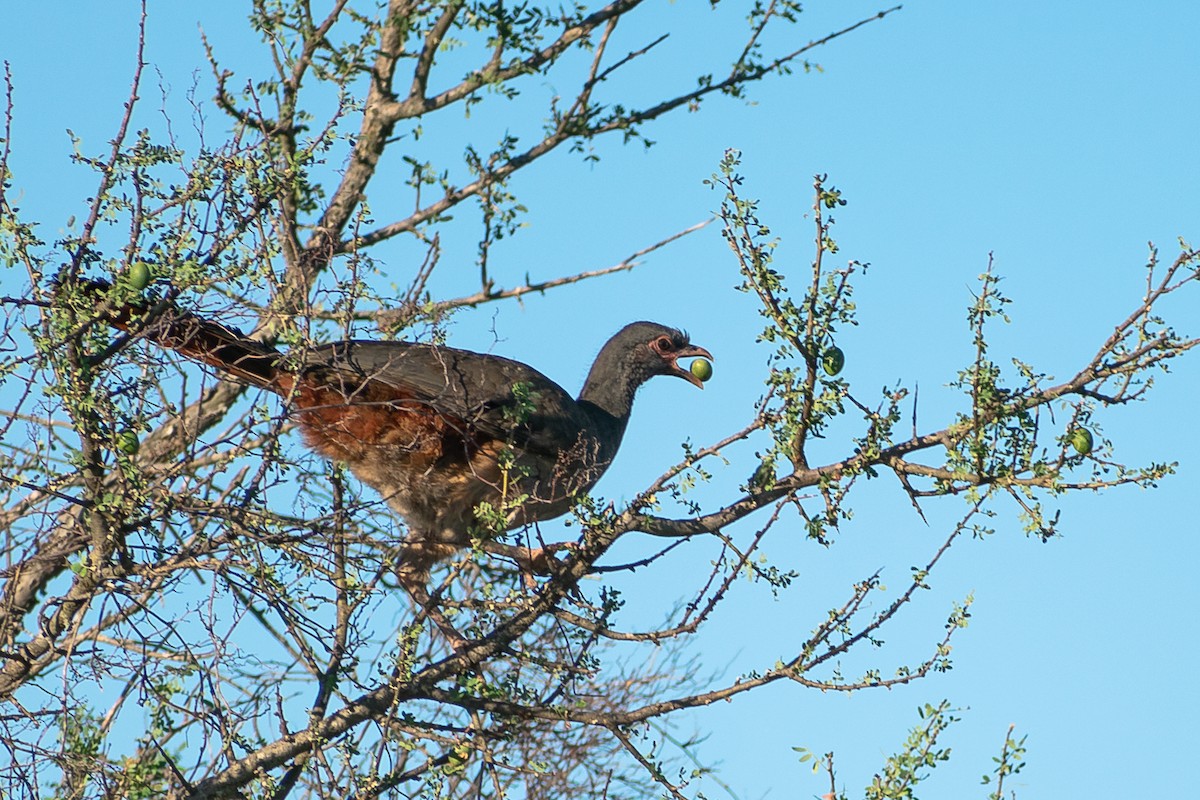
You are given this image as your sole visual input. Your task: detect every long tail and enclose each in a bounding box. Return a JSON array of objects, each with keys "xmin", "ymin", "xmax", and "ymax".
[{"xmin": 85, "ymin": 280, "xmax": 287, "ymax": 392}]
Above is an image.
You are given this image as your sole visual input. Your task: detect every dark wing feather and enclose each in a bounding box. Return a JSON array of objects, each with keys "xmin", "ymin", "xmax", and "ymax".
[{"xmin": 300, "ymin": 341, "xmax": 593, "ymax": 455}]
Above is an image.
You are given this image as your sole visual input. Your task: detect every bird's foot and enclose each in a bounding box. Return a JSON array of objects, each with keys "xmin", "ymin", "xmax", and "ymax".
[{"xmin": 481, "ymin": 540, "xmax": 576, "ymax": 584}]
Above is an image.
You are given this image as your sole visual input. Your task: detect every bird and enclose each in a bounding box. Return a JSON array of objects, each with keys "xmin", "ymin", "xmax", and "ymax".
[{"xmin": 88, "ymin": 283, "xmax": 712, "ymax": 579}]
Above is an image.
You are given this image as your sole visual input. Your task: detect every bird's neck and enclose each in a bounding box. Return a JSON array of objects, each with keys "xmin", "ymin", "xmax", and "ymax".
[
  {"xmin": 577, "ymin": 380, "xmax": 637, "ymax": 420},
  {"xmin": 577, "ymin": 363, "xmax": 642, "ymax": 458},
  {"xmin": 577, "ymin": 347, "xmax": 648, "ymax": 421},
  {"xmin": 575, "ymin": 399, "xmax": 630, "ymax": 460}
]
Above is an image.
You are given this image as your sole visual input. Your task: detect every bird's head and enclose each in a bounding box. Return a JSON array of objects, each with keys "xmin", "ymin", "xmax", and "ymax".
[
  {"xmin": 580, "ymin": 321, "xmax": 712, "ymax": 417},
  {"xmin": 634, "ymin": 323, "xmax": 713, "ymax": 389}
]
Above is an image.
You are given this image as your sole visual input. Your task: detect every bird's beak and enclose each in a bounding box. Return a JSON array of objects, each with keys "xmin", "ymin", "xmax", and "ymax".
[{"xmin": 672, "ymin": 344, "xmax": 713, "ymax": 389}]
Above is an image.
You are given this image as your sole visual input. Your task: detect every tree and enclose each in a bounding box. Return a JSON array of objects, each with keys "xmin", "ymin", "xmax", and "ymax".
[{"xmin": 0, "ymin": 2, "xmax": 1194, "ymax": 798}]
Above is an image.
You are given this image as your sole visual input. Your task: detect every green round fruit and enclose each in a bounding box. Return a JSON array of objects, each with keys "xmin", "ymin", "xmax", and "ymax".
[
  {"xmin": 690, "ymin": 358, "xmax": 713, "ymax": 382},
  {"xmin": 821, "ymin": 345, "xmax": 845, "ymax": 376},
  {"xmin": 116, "ymin": 430, "xmax": 140, "ymax": 455},
  {"xmin": 1069, "ymin": 427, "xmax": 1093, "ymax": 456},
  {"xmin": 125, "ymin": 261, "xmax": 152, "ymax": 291}
]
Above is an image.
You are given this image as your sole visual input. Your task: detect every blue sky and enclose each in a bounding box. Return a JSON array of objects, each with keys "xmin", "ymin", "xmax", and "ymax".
[{"xmin": 4, "ymin": 2, "xmax": 1198, "ymax": 798}]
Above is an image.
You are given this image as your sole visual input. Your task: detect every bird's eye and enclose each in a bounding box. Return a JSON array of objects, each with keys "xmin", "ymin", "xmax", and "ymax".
[{"xmin": 653, "ymin": 336, "xmax": 674, "ymax": 353}]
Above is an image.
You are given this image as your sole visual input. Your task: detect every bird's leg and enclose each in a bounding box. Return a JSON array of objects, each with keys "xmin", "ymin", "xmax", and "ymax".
[
  {"xmin": 395, "ymin": 542, "xmax": 468, "ymax": 651},
  {"xmin": 400, "ymin": 575, "xmax": 468, "ymax": 652}
]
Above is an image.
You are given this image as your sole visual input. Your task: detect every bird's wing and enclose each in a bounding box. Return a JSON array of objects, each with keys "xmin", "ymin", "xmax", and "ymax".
[{"xmin": 301, "ymin": 340, "xmax": 594, "ymax": 456}]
